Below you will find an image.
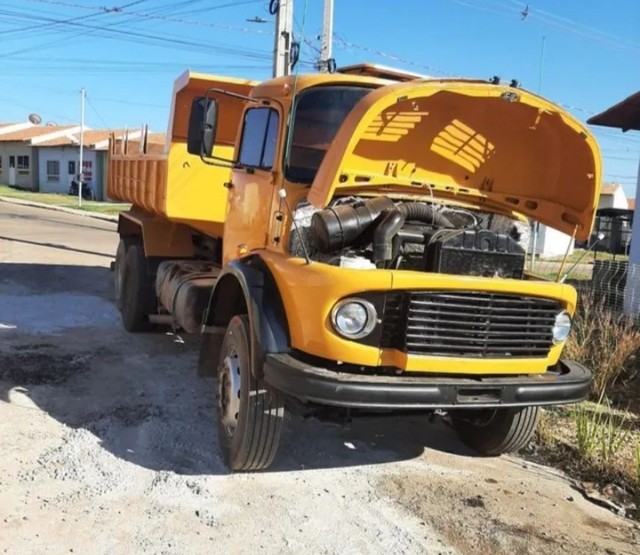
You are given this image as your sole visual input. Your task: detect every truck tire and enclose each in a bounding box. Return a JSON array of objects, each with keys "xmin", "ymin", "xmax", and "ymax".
[
  {"xmin": 120, "ymin": 243, "xmax": 156, "ymax": 332},
  {"xmin": 451, "ymin": 406, "xmax": 540, "ymax": 456},
  {"xmin": 216, "ymin": 315, "xmax": 284, "ymax": 471},
  {"xmin": 114, "ymin": 239, "xmax": 127, "ymax": 310}
]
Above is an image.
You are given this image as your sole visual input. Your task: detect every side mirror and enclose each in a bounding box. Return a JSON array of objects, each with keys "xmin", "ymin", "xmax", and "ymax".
[
  {"xmin": 201, "ymin": 99, "xmax": 217, "ymax": 158},
  {"xmin": 187, "ymin": 96, "xmax": 218, "ymax": 157}
]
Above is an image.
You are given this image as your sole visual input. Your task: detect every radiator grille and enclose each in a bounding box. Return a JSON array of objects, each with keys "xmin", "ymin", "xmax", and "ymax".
[{"xmin": 381, "ymin": 291, "xmax": 560, "ymax": 358}]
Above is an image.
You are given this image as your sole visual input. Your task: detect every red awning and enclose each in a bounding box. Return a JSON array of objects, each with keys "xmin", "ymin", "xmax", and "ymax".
[{"xmin": 588, "ymin": 91, "xmax": 640, "ymax": 132}]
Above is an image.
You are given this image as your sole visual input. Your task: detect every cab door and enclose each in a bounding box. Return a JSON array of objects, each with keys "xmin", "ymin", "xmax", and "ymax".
[{"xmin": 223, "ymin": 105, "xmax": 281, "ymax": 264}]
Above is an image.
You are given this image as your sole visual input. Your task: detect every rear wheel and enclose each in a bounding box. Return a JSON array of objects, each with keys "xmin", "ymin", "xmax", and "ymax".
[
  {"xmin": 119, "ymin": 242, "xmax": 156, "ymax": 332},
  {"xmin": 216, "ymin": 315, "xmax": 284, "ymax": 471},
  {"xmin": 114, "ymin": 239, "xmax": 127, "ymax": 310},
  {"xmin": 451, "ymin": 406, "xmax": 540, "ymax": 455}
]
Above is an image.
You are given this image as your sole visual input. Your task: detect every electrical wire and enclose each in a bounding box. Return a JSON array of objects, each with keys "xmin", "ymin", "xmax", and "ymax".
[
  {"xmin": 18, "ymin": 0, "xmax": 270, "ymax": 36},
  {"xmin": 333, "ymin": 34, "xmax": 457, "ymax": 77},
  {"xmin": 86, "ymin": 95, "xmax": 111, "ymax": 128},
  {"xmin": 436, "ymin": 0, "xmax": 640, "ymax": 55}
]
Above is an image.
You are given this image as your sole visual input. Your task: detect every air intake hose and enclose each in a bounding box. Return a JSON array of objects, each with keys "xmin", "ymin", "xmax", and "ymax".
[
  {"xmin": 372, "ymin": 203, "xmax": 454, "ymax": 265},
  {"xmin": 373, "ymin": 209, "xmax": 406, "ymax": 266},
  {"xmin": 310, "ymin": 197, "xmax": 454, "ymax": 259},
  {"xmin": 311, "ymin": 196, "xmax": 395, "ymax": 253},
  {"xmin": 397, "ymin": 202, "xmax": 453, "ymax": 228}
]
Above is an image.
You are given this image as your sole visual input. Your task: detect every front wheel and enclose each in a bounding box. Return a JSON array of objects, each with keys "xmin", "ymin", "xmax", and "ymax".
[
  {"xmin": 451, "ymin": 406, "xmax": 540, "ymax": 456},
  {"xmin": 216, "ymin": 315, "xmax": 284, "ymax": 471}
]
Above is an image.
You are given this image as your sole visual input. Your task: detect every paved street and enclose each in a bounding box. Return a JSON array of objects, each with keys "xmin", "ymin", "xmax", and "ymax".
[{"xmin": 0, "ymin": 201, "xmax": 637, "ymax": 554}]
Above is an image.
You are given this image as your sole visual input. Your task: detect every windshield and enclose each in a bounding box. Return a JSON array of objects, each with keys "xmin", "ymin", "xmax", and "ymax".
[{"xmin": 285, "ymin": 86, "xmax": 373, "ymax": 183}]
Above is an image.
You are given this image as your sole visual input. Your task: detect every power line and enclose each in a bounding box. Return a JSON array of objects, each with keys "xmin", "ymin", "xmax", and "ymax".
[
  {"xmin": 0, "ymin": 11, "xmax": 273, "ymax": 61},
  {"xmin": 333, "ymin": 34, "xmax": 457, "ymax": 77},
  {"xmin": 437, "ymin": 0, "xmax": 640, "ymax": 55},
  {"xmin": 86, "ymin": 95, "xmax": 110, "ymax": 128},
  {"xmin": 19, "ymin": 0, "xmax": 270, "ymax": 35}
]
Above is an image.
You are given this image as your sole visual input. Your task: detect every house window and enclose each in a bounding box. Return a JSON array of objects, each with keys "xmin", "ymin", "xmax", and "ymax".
[
  {"xmin": 0, "ymin": 156, "xmax": 3, "ymax": 171},
  {"xmin": 237, "ymin": 108, "xmax": 280, "ymax": 169},
  {"xmin": 82, "ymin": 160, "xmax": 93, "ymax": 182},
  {"xmin": 17, "ymin": 155, "xmax": 29, "ymax": 175},
  {"xmin": 68, "ymin": 161, "xmax": 76, "ymax": 176},
  {"xmin": 47, "ymin": 160, "xmax": 60, "ymax": 182}
]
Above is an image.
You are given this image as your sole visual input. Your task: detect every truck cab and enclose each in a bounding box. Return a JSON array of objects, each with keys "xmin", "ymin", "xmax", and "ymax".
[{"xmin": 109, "ymin": 64, "xmax": 600, "ymax": 471}]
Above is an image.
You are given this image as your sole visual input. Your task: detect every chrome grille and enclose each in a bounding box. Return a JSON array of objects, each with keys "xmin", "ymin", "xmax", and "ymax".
[{"xmin": 381, "ymin": 291, "xmax": 560, "ymax": 358}]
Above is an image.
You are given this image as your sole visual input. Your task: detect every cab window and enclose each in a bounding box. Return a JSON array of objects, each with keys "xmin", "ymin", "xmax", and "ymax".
[{"xmin": 238, "ymin": 107, "xmax": 279, "ymax": 169}]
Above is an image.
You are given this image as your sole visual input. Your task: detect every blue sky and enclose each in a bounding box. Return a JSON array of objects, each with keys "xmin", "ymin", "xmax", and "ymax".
[{"xmin": 1, "ymin": 0, "xmax": 638, "ymax": 196}]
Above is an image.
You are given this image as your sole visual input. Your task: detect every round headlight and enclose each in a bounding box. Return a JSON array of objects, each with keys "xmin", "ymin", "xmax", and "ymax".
[
  {"xmin": 331, "ymin": 299, "xmax": 377, "ymax": 339},
  {"xmin": 552, "ymin": 310, "xmax": 572, "ymax": 344}
]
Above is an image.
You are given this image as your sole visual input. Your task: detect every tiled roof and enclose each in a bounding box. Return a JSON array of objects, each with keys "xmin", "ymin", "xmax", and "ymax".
[
  {"xmin": 0, "ymin": 125, "xmax": 77, "ymax": 142},
  {"xmin": 35, "ymin": 135, "xmax": 79, "ymax": 147},
  {"xmin": 82, "ymin": 129, "xmax": 129, "ymax": 147},
  {"xmin": 36, "ymin": 129, "xmax": 125, "ymax": 147},
  {"xmin": 1, "ymin": 124, "xmax": 165, "ymax": 150},
  {"xmin": 147, "ymin": 133, "xmax": 165, "ymax": 144},
  {"xmin": 36, "ymin": 129, "xmax": 165, "ymax": 149}
]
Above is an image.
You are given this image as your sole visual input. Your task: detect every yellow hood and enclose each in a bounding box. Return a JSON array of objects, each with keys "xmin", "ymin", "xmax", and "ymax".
[{"xmin": 307, "ymin": 80, "xmax": 602, "ymax": 241}]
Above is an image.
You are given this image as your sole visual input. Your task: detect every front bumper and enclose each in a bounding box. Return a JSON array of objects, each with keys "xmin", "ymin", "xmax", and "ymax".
[{"xmin": 264, "ymin": 354, "xmax": 592, "ymax": 410}]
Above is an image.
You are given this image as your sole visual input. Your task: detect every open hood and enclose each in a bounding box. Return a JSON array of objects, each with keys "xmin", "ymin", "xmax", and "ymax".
[{"xmin": 307, "ymin": 80, "xmax": 602, "ymax": 240}]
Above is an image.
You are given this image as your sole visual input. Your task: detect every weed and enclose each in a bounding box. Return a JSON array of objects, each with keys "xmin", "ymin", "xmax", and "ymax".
[
  {"xmin": 573, "ymin": 402, "xmax": 603, "ymax": 459},
  {"xmin": 572, "ymin": 394, "xmax": 633, "ymax": 471},
  {"xmin": 599, "ymin": 410, "xmax": 630, "ymax": 465},
  {"xmin": 564, "ymin": 293, "xmax": 640, "ymax": 399},
  {"xmin": 535, "ymin": 409, "xmax": 554, "ymax": 447}
]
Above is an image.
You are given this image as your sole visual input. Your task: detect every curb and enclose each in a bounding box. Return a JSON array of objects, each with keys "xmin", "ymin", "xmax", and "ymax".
[{"xmin": 0, "ymin": 196, "xmax": 120, "ymax": 223}]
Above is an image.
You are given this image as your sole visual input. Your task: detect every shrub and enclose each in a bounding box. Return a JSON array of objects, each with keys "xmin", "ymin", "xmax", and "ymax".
[{"xmin": 564, "ymin": 293, "xmax": 640, "ymax": 398}]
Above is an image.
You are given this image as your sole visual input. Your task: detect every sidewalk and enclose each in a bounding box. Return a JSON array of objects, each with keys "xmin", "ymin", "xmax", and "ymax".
[{"xmin": 0, "ymin": 196, "xmax": 119, "ymax": 223}]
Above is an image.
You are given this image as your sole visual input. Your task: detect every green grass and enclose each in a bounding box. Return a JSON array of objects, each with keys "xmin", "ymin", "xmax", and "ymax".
[
  {"xmin": 541, "ymin": 248, "xmax": 629, "ymax": 263},
  {"xmin": 0, "ymin": 184, "xmax": 130, "ymax": 215}
]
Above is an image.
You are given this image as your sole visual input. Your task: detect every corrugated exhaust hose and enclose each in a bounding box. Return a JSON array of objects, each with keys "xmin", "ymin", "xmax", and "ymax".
[{"xmin": 310, "ymin": 196, "xmax": 454, "ymax": 258}]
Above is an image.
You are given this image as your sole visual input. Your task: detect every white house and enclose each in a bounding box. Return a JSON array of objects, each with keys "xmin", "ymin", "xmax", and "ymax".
[
  {"xmin": 598, "ymin": 182, "xmax": 629, "ymax": 209},
  {"xmin": 0, "ymin": 121, "xmax": 163, "ymax": 200},
  {"xmin": 0, "ymin": 123, "xmax": 81, "ymax": 189},
  {"xmin": 535, "ymin": 224, "xmax": 575, "ymax": 259},
  {"xmin": 35, "ymin": 129, "xmax": 143, "ymax": 200}
]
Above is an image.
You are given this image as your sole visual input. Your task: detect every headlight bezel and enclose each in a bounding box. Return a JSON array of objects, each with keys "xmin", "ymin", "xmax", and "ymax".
[
  {"xmin": 330, "ymin": 298, "xmax": 378, "ymax": 340},
  {"xmin": 552, "ymin": 310, "xmax": 572, "ymax": 344}
]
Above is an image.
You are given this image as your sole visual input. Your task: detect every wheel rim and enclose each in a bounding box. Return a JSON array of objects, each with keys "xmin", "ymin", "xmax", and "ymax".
[{"xmin": 218, "ymin": 347, "xmax": 242, "ymax": 438}]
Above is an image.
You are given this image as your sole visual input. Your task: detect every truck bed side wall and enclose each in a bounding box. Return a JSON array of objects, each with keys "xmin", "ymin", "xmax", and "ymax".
[{"xmin": 107, "ymin": 72, "xmax": 256, "ymax": 236}]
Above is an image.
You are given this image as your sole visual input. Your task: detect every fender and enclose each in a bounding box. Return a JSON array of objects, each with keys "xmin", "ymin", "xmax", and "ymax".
[
  {"xmin": 199, "ymin": 254, "xmax": 290, "ymax": 378},
  {"xmin": 118, "ymin": 210, "xmax": 194, "ymax": 258}
]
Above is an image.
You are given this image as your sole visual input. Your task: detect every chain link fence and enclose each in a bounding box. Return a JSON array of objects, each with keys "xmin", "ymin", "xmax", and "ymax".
[{"xmin": 532, "ymin": 253, "xmax": 639, "ymax": 319}]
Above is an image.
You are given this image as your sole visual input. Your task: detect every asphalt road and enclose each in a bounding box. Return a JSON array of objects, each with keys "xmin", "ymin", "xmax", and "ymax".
[{"xmin": 0, "ymin": 200, "xmax": 638, "ymax": 555}]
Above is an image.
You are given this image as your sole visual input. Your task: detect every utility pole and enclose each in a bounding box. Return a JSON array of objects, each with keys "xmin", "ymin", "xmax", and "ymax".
[
  {"xmin": 78, "ymin": 87, "xmax": 85, "ymax": 208},
  {"xmin": 272, "ymin": 0, "xmax": 294, "ymax": 78},
  {"xmin": 318, "ymin": 0, "xmax": 334, "ymax": 72}
]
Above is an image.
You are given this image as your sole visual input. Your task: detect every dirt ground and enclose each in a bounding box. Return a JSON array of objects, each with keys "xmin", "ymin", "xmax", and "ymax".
[{"xmin": 1, "ymin": 201, "xmax": 639, "ymax": 554}]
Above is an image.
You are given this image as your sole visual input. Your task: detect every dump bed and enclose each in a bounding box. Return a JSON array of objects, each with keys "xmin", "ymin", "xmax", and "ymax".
[{"xmin": 107, "ymin": 71, "xmax": 257, "ymax": 239}]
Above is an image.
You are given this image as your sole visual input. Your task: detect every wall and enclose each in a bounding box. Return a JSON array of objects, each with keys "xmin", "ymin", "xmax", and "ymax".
[
  {"xmin": 536, "ymin": 224, "xmax": 575, "ymax": 258},
  {"xmin": 37, "ymin": 147, "xmax": 98, "ymax": 195},
  {"xmin": 598, "ymin": 187, "xmax": 629, "ymax": 210},
  {"xmin": 0, "ymin": 143, "xmax": 38, "ymax": 189}
]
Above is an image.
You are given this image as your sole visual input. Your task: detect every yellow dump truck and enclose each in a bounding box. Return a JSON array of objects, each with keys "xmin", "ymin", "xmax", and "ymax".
[{"xmin": 109, "ymin": 64, "xmax": 601, "ymax": 471}]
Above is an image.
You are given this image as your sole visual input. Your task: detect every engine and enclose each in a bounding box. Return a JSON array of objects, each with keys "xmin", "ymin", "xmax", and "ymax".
[{"xmin": 290, "ymin": 196, "xmax": 526, "ymax": 279}]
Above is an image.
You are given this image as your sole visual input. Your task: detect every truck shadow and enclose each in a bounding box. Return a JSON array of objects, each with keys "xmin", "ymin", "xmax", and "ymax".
[{"xmin": 1, "ymin": 262, "xmax": 474, "ymax": 476}]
